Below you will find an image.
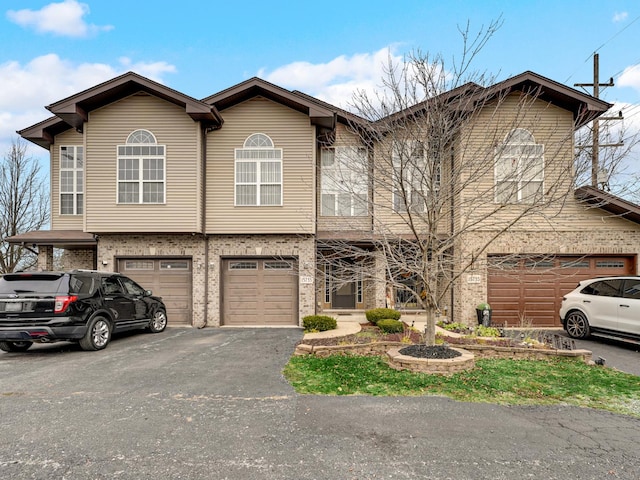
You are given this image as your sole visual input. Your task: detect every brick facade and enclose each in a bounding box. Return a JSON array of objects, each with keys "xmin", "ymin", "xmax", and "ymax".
[{"xmin": 207, "ymin": 234, "xmax": 316, "ymax": 326}]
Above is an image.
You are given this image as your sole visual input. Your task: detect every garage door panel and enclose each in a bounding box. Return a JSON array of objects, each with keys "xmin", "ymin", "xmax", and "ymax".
[
  {"xmin": 488, "ymin": 255, "xmax": 634, "ymax": 327},
  {"xmin": 118, "ymin": 258, "xmax": 192, "ymax": 326},
  {"xmin": 223, "ymin": 258, "xmax": 298, "ymax": 326}
]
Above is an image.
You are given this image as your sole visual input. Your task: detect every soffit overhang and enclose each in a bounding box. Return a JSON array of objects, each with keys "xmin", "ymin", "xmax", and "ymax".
[
  {"xmin": 575, "ymin": 185, "xmax": 640, "ymax": 224},
  {"xmin": 203, "ymin": 77, "xmax": 336, "ymax": 129}
]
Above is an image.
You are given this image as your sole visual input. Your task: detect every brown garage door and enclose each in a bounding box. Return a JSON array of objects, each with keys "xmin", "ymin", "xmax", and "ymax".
[
  {"xmin": 118, "ymin": 258, "xmax": 192, "ymax": 326},
  {"xmin": 222, "ymin": 258, "xmax": 298, "ymax": 326},
  {"xmin": 488, "ymin": 255, "xmax": 635, "ymax": 327}
]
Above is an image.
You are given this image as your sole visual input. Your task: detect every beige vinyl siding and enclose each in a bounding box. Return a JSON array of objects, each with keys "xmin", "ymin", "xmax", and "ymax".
[
  {"xmin": 206, "ymin": 97, "xmax": 315, "ymax": 234},
  {"xmin": 84, "ymin": 93, "xmax": 202, "ymax": 233},
  {"xmin": 51, "ymin": 129, "xmax": 83, "ymax": 230},
  {"xmin": 317, "ymin": 124, "xmax": 371, "ymax": 234},
  {"xmin": 456, "ymin": 93, "xmax": 573, "ymax": 231}
]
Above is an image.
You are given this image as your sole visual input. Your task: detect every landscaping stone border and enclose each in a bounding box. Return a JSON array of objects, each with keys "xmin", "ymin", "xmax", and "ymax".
[
  {"xmin": 294, "ymin": 341, "xmax": 593, "ymax": 370},
  {"xmin": 386, "ymin": 347, "xmax": 474, "ymax": 375}
]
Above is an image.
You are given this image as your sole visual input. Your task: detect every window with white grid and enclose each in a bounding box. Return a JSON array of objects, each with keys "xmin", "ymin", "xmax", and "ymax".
[
  {"xmin": 320, "ymin": 147, "xmax": 368, "ymax": 216},
  {"xmin": 392, "ymin": 141, "xmax": 440, "ymax": 213},
  {"xmin": 235, "ymin": 133, "xmax": 282, "ymax": 206},
  {"xmin": 117, "ymin": 130, "xmax": 165, "ymax": 204},
  {"xmin": 495, "ymin": 129, "xmax": 544, "ymax": 204},
  {"xmin": 60, "ymin": 145, "xmax": 84, "ymax": 215}
]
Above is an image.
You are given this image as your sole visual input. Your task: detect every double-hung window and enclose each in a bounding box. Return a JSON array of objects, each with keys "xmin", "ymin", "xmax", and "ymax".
[
  {"xmin": 495, "ymin": 128, "xmax": 544, "ymax": 204},
  {"xmin": 117, "ymin": 130, "xmax": 165, "ymax": 204},
  {"xmin": 392, "ymin": 141, "xmax": 440, "ymax": 213},
  {"xmin": 320, "ymin": 147, "xmax": 368, "ymax": 216},
  {"xmin": 235, "ymin": 133, "xmax": 282, "ymax": 206},
  {"xmin": 60, "ymin": 146, "xmax": 83, "ymax": 215}
]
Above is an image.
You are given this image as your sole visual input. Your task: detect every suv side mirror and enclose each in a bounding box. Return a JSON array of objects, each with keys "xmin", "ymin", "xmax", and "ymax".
[{"xmin": 145, "ymin": 290, "xmax": 153, "ymax": 296}]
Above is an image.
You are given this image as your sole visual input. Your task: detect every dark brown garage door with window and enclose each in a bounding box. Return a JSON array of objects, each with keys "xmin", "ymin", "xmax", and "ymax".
[
  {"xmin": 488, "ymin": 255, "xmax": 635, "ymax": 327},
  {"xmin": 118, "ymin": 258, "xmax": 192, "ymax": 326},
  {"xmin": 222, "ymin": 258, "xmax": 298, "ymax": 326}
]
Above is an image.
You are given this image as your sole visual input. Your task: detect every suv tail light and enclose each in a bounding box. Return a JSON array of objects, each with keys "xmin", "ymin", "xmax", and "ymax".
[{"xmin": 54, "ymin": 295, "xmax": 78, "ymax": 313}]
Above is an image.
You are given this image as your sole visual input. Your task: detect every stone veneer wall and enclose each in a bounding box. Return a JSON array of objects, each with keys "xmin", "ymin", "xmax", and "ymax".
[
  {"xmin": 455, "ymin": 229, "xmax": 640, "ymax": 324},
  {"xmin": 60, "ymin": 249, "xmax": 96, "ymax": 270},
  {"xmin": 207, "ymin": 234, "xmax": 316, "ymax": 326},
  {"xmin": 96, "ymin": 234, "xmax": 207, "ymax": 327}
]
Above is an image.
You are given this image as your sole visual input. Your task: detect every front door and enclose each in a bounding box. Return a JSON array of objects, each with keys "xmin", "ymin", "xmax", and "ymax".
[{"xmin": 332, "ymin": 281, "xmax": 356, "ymax": 308}]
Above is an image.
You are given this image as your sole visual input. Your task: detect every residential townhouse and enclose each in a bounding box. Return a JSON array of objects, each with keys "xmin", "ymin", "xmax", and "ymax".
[{"xmin": 11, "ymin": 70, "xmax": 640, "ymax": 328}]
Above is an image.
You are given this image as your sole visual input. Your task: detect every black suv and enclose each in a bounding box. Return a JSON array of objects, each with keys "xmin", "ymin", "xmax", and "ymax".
[{"xmin": 0, "ymin": 270, "xmax": 167, "ymax": 352}]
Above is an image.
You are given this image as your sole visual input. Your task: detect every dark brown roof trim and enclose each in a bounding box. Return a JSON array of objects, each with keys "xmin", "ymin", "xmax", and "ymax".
[
  {"xmin": 46, "ymin": 71, "xmax": 223, "ymax": 131},
  {"xmin": 575, "ymin": 185, "xmax": 640, "ymax": 224},
  {"xmin": 202, "ymin": 77, "xmax": 336, "ymax": 129},
  {"xmin": 17, "ymin": 115, "xmax": 71, "ymax": 149}
]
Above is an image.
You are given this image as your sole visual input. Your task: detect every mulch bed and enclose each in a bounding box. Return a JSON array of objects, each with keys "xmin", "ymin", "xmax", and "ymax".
[{"xmin": 399, "ymin": 345, "xmax": 462, "ymax": 359}]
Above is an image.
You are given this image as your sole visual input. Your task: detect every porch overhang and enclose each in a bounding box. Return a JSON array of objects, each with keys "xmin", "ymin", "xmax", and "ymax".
[{"xmin": 4, "ymin": 230, "xmax": 97, "ymax": 249}]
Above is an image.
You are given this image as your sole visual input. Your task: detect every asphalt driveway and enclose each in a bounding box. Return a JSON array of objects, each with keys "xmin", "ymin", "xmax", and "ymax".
[{"xmin": 1, "ymin": 327, "xmax": 640, "ymax": 479}]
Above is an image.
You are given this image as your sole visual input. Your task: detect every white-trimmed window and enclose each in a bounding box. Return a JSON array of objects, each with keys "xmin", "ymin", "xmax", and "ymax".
[
  {"xmin": 321, "ymin": 147, "xmax": 368, "ymax": 216},
  {"xmin": 117, "ymin": 130, "xmax": 165, "ymax": 204},
  {"xmin": 392, "ymin": 141, "xmax": 440, "ymax": 213},
  {"xmin": 495, "ymin": 128, "xmax": 544, "ymax": 204},
  {"xmin": 235, "ymin": 133, "xmax": 282, "ymax": 206},
  {"xmin": 60, "ymin": 146, "xmax": 84, "ymax": 215}
]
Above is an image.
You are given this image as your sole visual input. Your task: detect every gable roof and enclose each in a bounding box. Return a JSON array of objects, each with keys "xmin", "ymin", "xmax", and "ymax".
[
  {"xmin": 575, "ymin": 185, "xmax": 640, "ymax": 224},
  {"xmin": 202, "ymin": 77, "xmax": 336, "ymax": 129},
  {"xmin": 483, "ymin": 71, "xmax": 612, "ymax": 128},
  {"xmin": 377, "ymin": 71, "xmax": 612, "ymax": 131},
  {"xmin": 19, "ymin": 72, "xmax": 223, "ymax": 148}
]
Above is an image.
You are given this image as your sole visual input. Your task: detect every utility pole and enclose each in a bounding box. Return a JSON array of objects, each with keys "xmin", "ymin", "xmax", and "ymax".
[{"xmin": 574, "ymin": 53, "xmax": 623, "ymax": 188}]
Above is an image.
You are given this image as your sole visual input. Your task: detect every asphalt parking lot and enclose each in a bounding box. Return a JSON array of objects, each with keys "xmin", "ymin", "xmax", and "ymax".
[{"xmin": 1, "ymin": 327, "xmax": 640, "ymax": 479}]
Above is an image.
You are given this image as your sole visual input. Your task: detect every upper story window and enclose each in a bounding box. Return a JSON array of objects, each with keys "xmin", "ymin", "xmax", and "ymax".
[
  {"xmin": 321, "ymin": 147, "xmax": 368, "ymax": 216},
  {"xmin": 495, "ymin": 128, "xmax": 544, "ymax": 204},
  {"xmin": 392, "ymin": 140, "xmax": 441, "ymax": 213},
  {"xmin": 117, "ymin": 130, "xmax": 165, "ymax": 204},
  {"xmin": 60, "ymin": 146, "xmax": 83, "ymax": 215},
  {"xmin": 235, "ymin": 133, "xmax": 282, "ymax": 206}
]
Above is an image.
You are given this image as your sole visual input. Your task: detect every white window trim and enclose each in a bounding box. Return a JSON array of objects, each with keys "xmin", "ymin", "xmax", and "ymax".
[
  {"xmin": 117, "ymin": 130, "xmax": 166, "ymax": 205},
  {"xmin": 494, "ymin": 129, "xmax": 544, "ymax": 204},
  {"xmin": 234, "ymin": 133, "xmax": 283, "ymax": 207},
  {"xmin": 59, "ymin": 145, "xmax": 84, "ymax": 215},
  {"xmin": 320, "ymin": 147, "xmax": 368, "ymax": 217}
]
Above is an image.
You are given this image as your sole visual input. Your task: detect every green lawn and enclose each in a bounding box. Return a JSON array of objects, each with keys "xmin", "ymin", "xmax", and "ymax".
[{"xmin": 284, "ymin": 355, "xmax": 640, "ymax": 417}]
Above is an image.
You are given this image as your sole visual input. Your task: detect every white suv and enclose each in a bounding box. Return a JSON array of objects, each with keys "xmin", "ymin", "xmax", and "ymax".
[{"xmin": 559, "ymin": 276, "xmax": 640, "ymax": 339}]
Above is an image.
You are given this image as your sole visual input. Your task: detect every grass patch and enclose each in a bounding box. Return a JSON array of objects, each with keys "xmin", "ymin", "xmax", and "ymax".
[{"xmin": 283, "ymin": 355, "xmax": 640, "ymax": 417}]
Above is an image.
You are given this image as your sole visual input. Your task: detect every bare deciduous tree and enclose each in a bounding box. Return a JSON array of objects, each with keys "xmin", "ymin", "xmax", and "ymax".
[
  {"xmin": 0, "ymin": 139, "xmax": 49, "ymax": 273},
  {"xmin": 317, "ymin": 20, "xmax": 600, "ymax": 345}
]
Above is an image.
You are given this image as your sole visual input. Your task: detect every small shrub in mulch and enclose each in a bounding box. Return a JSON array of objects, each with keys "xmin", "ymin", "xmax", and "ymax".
[
  {"xmin": 365, "ymin": 308, "xmax": 401, "ymax": 325},
  {"xmin": 377, "ymin": 319, "xmax": 404, "ymax": 334},
  {"xmin": 302, "ymin": 315, "xmax": 337, "ymax": 332}
]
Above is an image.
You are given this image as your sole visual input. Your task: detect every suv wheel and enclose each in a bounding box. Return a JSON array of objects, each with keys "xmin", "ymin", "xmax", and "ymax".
[
  {"xmin": 149, "ymin": 309, "xmax": 168, "ymax": 333},
  {"xmin": 79, "ymin": 316, "xmax": 111, "ymax": 351},
  {"xmin": 565, "ymin": 311, "xmax": 590, "ymax": 339},
  {"xmin": 0, "ymin": 341, "xmax": 33, "ymax": 352}
]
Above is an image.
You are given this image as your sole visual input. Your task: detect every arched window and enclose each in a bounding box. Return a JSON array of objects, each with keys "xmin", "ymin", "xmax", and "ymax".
[
  {"xmin": 126, "ymin": 129, "xmax": 157, "ymax": 144},
  {"xmin": 235, "ymin": 133, "xmax": 282, "ymax": 206},
  {"xmin": 495, "ymin": 128, "xmax": 544, "ymax": 204},
  {"xmin": 117, "ymin": 130, "xmax": 165, "ymax": 204}
]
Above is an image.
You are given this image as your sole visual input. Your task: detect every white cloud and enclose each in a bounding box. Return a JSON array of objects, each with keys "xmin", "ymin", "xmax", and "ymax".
[
  {"xmin": 613, "ymin": 11, "xmax": 628, "ymax": 23},
  {"xmin": 6, "ymin": 0, "xmax": 113, "ymax": 38},
  {"xmin": 618, "ymin": 64, "xmax": 640, "ymax": 92},
  {"xmin": 259, "ymin": 46, "xmax": 404, "ymax": 109},
  {"xmin": 0, "ymin": 54, "xmax": 176, "ymax": 157}
]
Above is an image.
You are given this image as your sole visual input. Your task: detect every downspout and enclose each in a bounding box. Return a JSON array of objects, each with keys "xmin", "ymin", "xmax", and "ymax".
[
  {"xmin": 200, "ymin": 124, "xmax": 209, "ymax": 329},
  {"xmin": 449, "ymin": 146, "xmax": 455, "ymax": 322}
]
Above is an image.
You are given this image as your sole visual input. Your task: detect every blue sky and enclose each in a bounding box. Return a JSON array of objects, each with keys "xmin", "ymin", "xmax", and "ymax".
[{"xmin": 2, "ymin": 0, "xmax": 640, "ymax": 179}]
